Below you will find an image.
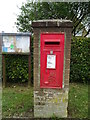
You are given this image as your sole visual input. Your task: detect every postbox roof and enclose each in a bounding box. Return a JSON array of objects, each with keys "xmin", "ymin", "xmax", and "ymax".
[{"xmin": 32, "ymin": 19, "xmax": 73, "ymax": 28}]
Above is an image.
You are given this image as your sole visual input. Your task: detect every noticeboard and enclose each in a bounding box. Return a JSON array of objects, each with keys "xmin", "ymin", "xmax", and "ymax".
[{"xmin": 2, "ymin": 33, "xmax": 30, "ymax": 53}]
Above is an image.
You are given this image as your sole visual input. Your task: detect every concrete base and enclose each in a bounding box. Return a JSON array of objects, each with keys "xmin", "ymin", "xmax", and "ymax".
[{"xmin": 34, "ymin": 88, "xmax": 68, "ymax": 118}]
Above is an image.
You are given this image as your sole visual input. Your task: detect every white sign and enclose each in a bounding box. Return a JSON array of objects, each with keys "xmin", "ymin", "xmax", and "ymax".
[{"xmin": 47, "ymin": 55, "xmax": 56, "ymax": 69}]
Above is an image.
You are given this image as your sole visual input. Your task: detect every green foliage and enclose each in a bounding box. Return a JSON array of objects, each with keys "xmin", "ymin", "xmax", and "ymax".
[
  {"xmin": 16, "ymin": 2, "xmax": 90, "ymax": 36},
  {"xmin": 16, "ymin": 2, "xmax": 70, "ymax": 32},
  {"xmin": 5, "ymin": 54, "xmax": 29, "ymax": 83},
  {"xmin": 70, "ymin": 37, "xmax": 90, "ymax": 83}
]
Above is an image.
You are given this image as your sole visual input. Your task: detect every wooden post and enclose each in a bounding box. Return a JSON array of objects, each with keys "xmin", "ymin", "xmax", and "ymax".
[
  {"xmin": 28, "ymin": 36, "xmax": 31, "ymax": 87},
  {"xmin": 28, "ymin": 54, "xmax": 31, "ymax": 86},
  {"xmin": 2, "ymin": 55, "xmax": 6, "ymax": 87}
]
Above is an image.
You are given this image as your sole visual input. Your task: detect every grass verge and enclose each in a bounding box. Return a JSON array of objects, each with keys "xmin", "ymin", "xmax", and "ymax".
[
  {"xmin": 2, "ymin": 83, "xmax": 88, "ymax": 118},
  {"xmin": 2, "ymin": 85, "xmax": 33, "ymax": 118},
  {"xmin": 68, "ymin": 83, "xmax": 88, "ymax": 118}
]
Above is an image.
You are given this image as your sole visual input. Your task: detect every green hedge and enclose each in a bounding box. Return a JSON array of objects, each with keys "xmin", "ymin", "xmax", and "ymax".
[
  {"xmin": 70, "ymin": 37, "xmax": 90, "ymax": 83},
  {"xmin": 5, "ymin": 54, "xmax": 29, "ymax": 83},
  {"xmin": 4, "ymin": 37, "xmax": 89, "ymax": 84}
]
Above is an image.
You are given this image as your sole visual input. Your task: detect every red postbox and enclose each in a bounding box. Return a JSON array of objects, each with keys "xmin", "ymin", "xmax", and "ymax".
[{"xmin": 40, "ymin": 33, "xmax": 65, "ymax": 88}]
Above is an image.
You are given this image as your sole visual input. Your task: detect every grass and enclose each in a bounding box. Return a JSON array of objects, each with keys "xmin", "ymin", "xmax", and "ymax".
[
  {"xmin": 68, "ymin": 83, "xmax": 88, "ymax": 118},
  {"xmin": 2, "ymin": 83, "xmax": 88, "ymax": 118},
  {"xmin": 2, "ymin": 85, "xmax": 33, "ymax": 118}
]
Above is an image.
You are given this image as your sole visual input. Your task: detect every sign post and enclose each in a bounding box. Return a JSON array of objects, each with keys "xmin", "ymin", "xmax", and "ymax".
[{"xmin": 0, "ymin": 33, "xmax": 31, "ymax": 87}]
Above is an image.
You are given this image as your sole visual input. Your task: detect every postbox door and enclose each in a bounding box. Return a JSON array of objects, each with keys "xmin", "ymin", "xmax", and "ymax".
[{"xmin": 40, "ymin": 33, "xmax": 64, "ymax": 88}]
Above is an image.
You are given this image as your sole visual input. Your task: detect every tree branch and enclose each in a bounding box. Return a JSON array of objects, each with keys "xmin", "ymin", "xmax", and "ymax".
[
  {"xmin": 72, "ymin": 13, "xmax": 86, "ymax": 33},
  {"xmin": 75, "ymin": 25, "xmax": 85, "ymax": 36},
  {"xmin": 84, "ymin": 29, "xmax": 90, "ymax": 37}
]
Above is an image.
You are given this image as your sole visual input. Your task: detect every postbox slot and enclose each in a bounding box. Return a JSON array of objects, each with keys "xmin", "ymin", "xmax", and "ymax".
[
  {"xmin": 45, "ymin": 41, "xmax": 60, "ymax": 45},
  {"xmin": 44, "ymin": 39, "xmax": 60, "ymax": 46}
]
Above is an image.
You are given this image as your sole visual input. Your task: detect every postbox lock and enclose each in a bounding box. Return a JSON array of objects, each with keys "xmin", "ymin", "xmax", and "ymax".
[{"xmin": 50, "ymin": 50, "xmax": 53, "ymax": 54}]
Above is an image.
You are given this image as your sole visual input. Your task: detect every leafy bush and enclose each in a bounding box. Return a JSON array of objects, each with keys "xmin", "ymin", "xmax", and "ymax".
[
  {"xmin": 5, "ymin": 54, "xmax": 29, "ymax": 83},
  {"xmin": 70, "ymin": 37, "xmax": 90, "ymax": 83}
]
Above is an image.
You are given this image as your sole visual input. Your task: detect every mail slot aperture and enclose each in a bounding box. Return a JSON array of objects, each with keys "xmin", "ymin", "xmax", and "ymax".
[
  {"xmin": 45, "ymin": 41, "xmax": 60, "ymax": 45},
  {"xmin": 45, "ymin": 39, "xmax": 60, "ymax": 46}
]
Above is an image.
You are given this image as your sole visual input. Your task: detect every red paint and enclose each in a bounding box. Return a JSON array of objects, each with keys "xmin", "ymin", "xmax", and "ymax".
[{"xmin": 40, "ymin": 33, "xmax": 65, "ymax": 88}]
